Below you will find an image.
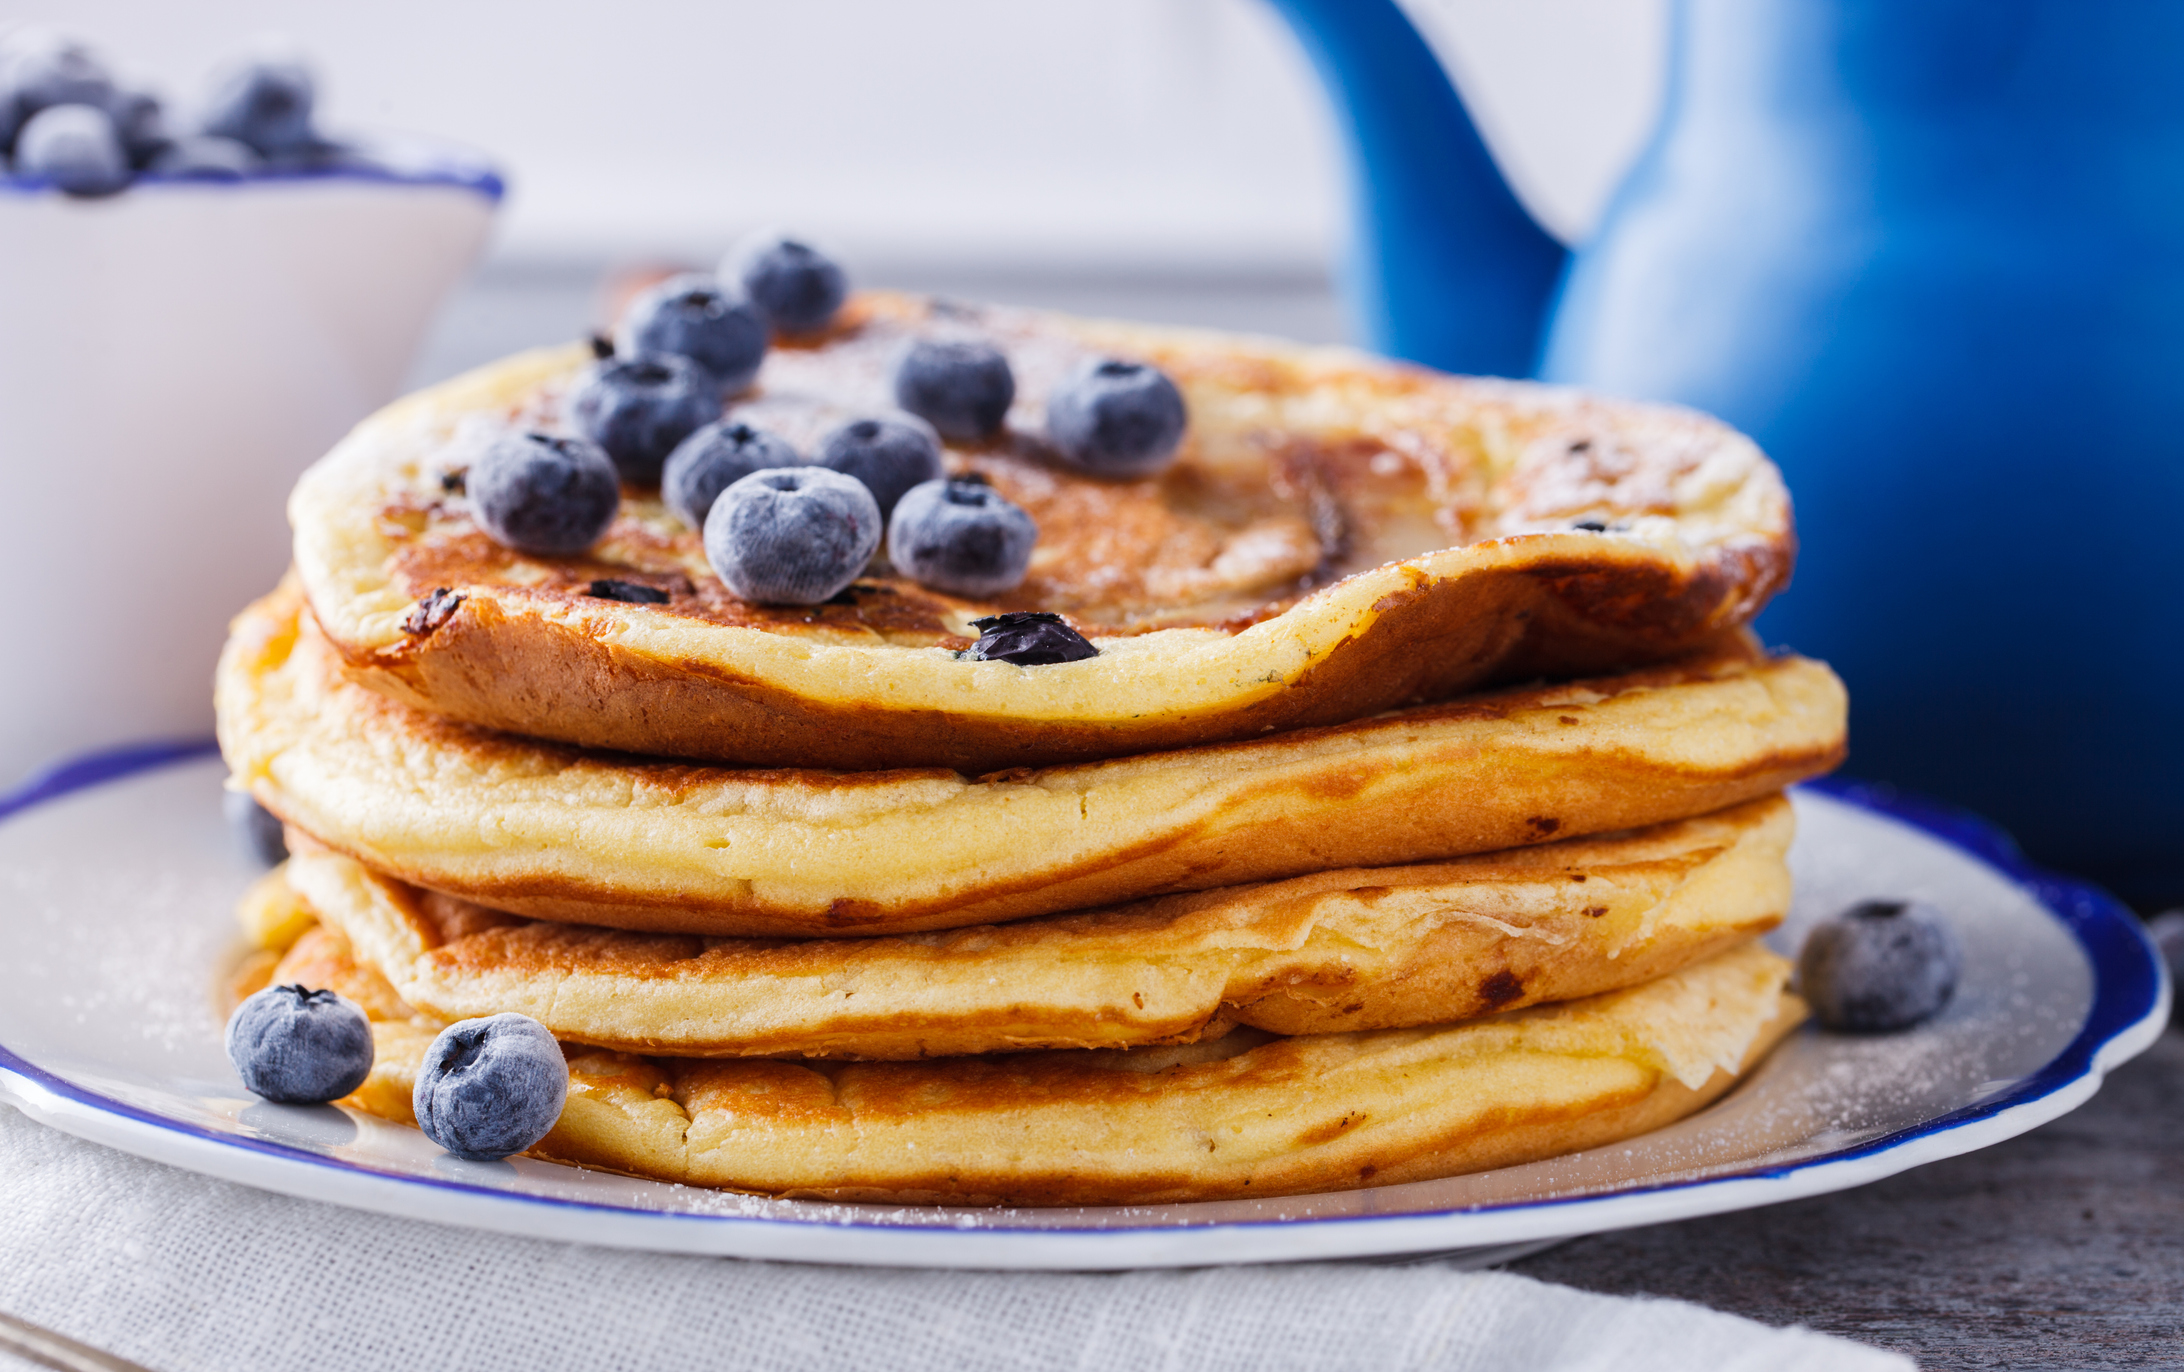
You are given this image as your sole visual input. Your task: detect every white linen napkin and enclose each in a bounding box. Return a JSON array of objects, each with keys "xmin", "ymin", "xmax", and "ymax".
[{"xmin": 0, "ymin": 1106, "xmax": 1909, "ymax": 1372}]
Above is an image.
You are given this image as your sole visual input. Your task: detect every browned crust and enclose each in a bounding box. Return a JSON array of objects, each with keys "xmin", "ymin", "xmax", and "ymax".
[
  {"xmin": 283, "ymin": 796, "xmax": 1791, "ymax": 1058},
  {"xmin": 294, "ymin": 294, "xmax": 1796, "ymax": 772},
  {"xmin": 304, "ymin": 930, "xmax": 1804, "ymax": 1207},
  {"xmin": 222, "ymin": 585, "xmax": 1846, "ymax": 938},
  {"xmin": 732, "ymin": 1002, "xmax": 1805, "ymax": 1207},
  {"xmin": 332, "ymin": 744, "xmax": 1832, "ymax": 938},
  {"xmin": 338, "ymin": 534, "xmax": 1794, "ymax": 775}
]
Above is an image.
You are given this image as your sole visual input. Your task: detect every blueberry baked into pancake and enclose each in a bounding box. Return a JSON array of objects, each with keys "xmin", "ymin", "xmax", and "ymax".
[{"xmin": 221, "ymin": 235, "xmax": 1837, "ymax": 1200}]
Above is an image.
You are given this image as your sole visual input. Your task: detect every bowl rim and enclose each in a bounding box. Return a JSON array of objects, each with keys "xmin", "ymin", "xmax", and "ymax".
[{"xmin": 0, "ymin": 131, "xmax": 504, "ymax": 202}]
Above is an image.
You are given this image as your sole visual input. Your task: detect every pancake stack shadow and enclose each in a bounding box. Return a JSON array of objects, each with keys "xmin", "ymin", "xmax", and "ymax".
[{"xmin": 217, "ymin": 298, "xmax": 1848, "ymax": 1206}]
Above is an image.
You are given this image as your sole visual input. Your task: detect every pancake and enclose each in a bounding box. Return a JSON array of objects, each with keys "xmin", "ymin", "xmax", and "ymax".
[
  {"xmin": 291, "ymin": 292, "xmax": 1795, "ymax": 773},
  {"xmin": 267, "ymin": 928, "xmax": 1802, "ymax": 1206},
  {"xmin": 279, "ymin": 795, "xmax": 1791, "ymax": 1058},
  {"xmin": 220, "ymin": 583, "xmax": 1845, "ymax": 938}
]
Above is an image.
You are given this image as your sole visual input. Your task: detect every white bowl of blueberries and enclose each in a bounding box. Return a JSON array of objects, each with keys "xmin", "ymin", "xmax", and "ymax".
[
  {"xmin": 0, "ymin": 26, "xmax": 498, "ymax": 194},
  {"xmin": 0, "ymin": 27, "xmax": 500, "ymax": 787}
]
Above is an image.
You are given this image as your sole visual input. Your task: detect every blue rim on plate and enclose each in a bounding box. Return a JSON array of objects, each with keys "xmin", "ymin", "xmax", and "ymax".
[
  {"xmin": 0, "ymin": 746, "xmax": 2170, "ymax": 1268},
  {"xmin": 1793, "ymin": 775, "xmax": 2170, "ymax": 1170}
]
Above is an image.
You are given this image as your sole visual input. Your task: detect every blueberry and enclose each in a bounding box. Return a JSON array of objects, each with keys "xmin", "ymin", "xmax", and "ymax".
[
  {"xmin": 705, "ymin": 467, "xmax": 881, "ymax": 605},
  {"xmin": 1046, "ymin": 357, "xmax": 1187, "ymax": 478},
  {"xmin": 617, "ymin": 273, "xmax": 768, "ymax": 391},
  {"xmin": 198, "ymin": 53, "xmax": 316, "ymax": 158},
  {"xmin": 893, "ymin": 339, "xmax": 1015, "ymax": 441},
  {"xmin": 104, "ymin": 85, "xmax": 168, "ymax": 167},
  {"xmin": 0, "ymin": 30, "xmax": 114, "ymax": 154},
  {"xmin": 468, "ymin": 432, "xmax": 621, "ymax": 556},
  {"xmin": 13, "ymin": 104, "xmax": 130, "ymax": 196},
  {"xmin": 226, "ymin": 984, "xmax": 374, "ymax": 1104},
  {"xmin": 1797, "ymin": 899, "xmax": 1964, "ymax": 1032},
  {"xmin": 968, "ymin": 612, "xmax": 1097, "ymax": 665},
  {"xmin": 147, "ymin": 134, "xmax": 259, "ymax": 180},
  {"xmin": 813, "ymin": 417, "xmax": 943, "ymax": 518},
  {"xmin": 403, "ymin": 587, "xmax": 464, "ymax": 636},
  {"xmin": 730, "ymin": 233, "xmax": 848, "ymax": 334},
  {"xmin": 224, "ymin": 790, "xmax": 288, "ymax": 866},
  {"xmin": 567, "ymin": 354, "xmax": 723, "ymax": 485},
  {"xmin": 263, "ymin": 136, "xmax": 371, "ymax": 174},
  {"xmin": 412, "ymin": 1013, "xmax": 568, "ymax": 1161},
  {"xmin": 887, "ymin": 476, "xmax": 1038, "ymax": 598},
  {"xmin": 662, "ymin": 420, "xmax": 800, "ymax": 530},
  {"xmin": 586, "ymin": 578, "xmax": 668, "ymax": 605}
]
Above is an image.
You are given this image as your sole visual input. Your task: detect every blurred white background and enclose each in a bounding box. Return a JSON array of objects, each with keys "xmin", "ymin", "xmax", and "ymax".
[{"xmin": 16, "ymin": 0, "xmax": 1667, "ymax": 363}]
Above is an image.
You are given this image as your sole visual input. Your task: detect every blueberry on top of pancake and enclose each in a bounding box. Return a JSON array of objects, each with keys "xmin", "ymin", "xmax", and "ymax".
[
  {"xmin": 288, "ymin": 292, "xmax": 1795, "ymax": 772},
  {"xmin": 567, "ymin": 352, "xmax": 721, "ymax": 484},
  {"xmin": 661, "ymin": 420, "xmax": 798, "ymax": 530},
  {"xmin": 813, "ymin": 416, "xmax": 943, "ymax": 518},
  {"xmin": 888, "ymin": 475, "xmax": 1038, "ymax": 598},
  {"xmin": 617, "ymin": 273, "xmax": 768, "ymax": 392},
  {"xmin": 703, "ymin": 467, "xmax": 881, "ymax": 607},
  {"xmin": 731, "ymin": 234, "xmax": 848, "ymax": 336},
  {"xmin": 467, "ymin": 432, "xmax": 619, "ymax": 557},
  {"xmin": 1045, "ymin": 356, "xmax": 1188, "ymax": 478}
]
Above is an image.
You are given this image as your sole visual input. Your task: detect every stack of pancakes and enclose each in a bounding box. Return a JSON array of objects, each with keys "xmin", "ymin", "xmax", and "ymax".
[{"xmin": 217, "ymin": 294, "xmax": 1847, "ymax": 1205}]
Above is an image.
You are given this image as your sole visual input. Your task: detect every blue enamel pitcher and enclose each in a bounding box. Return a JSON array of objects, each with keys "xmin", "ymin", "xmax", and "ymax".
[{"xmin": 1267, "ymin": 0, "xmax": 2184, "ymax": 906}]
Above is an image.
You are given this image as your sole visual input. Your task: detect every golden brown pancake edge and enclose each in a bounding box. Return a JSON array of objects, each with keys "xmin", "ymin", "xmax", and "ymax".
[
  {"xmin": 290, "ymin": 294, "xmax": 1796, "ymax": 772},
  {"xmin": 279, "ymin": 794, "xmax": 1792, "ymax": 1059},
  {"xmin": 219, "ymin": 582, "xmax": 1846, "ymax": 937},
  {"xmin": 266, "ymin": 928, "xmax": 1802, "ymax": 1207}
]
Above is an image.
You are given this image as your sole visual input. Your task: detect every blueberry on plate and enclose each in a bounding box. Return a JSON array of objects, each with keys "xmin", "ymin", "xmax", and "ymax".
[
  {"xmin": 567, "ymin": 353, "xmax": 723, "ymax": 485},
  {"xmin": 13, "ymin": 103, "xmax": 130, "ymax": 196},
  {"xmin": 224, "ymin": 790, "xmax": 288, "ymax": 866},
  {"xmin": 968, "ymin": 612, "xmax": 1097, "ymax": 665},
  {"xmin": 226, "ymin": 984, "xmax": 374, "ymax": 1104},
  {"xmin": 1046, "ymin": 356, "xmax": 1188, "ymax": 478},
  {"xmin": 730, "ymin": 233, "xmax": 848, "ymax": 335},
  {"xmin": 1797, "ymin": 899, "xmax": 1963, "ymax": 1032},
  {"xmin": 412, "ymin": 1013, "xmax": 568, "ymax": 1161},
  {"xmin": 617, "ymin": 273, "xmax": 768, "ymax": 391},
  {"xmin": 813, "ymin": 416, "xmax": 943, "ymax": 518},
  {"xmin": 468, "ymin": 431, "xmax": 621, "ymax": 556},
  {"xmin": 198, "ymin": 52, "xmax": 317, "ymax": 158},
  {"xmin": 662, "ymin": 420, "xmax": 800, "ymax": 529},
  {"xmin": 147, "ymin": 134, "xmax": 259, "ymax": 180},
  {"xmin": 705, "ymin": 467, "xmax": 881, "ymax": 605},
  {"xmin": 893, "ymin": 338, "xmax": 1015, "ymax": 441},
  {"xmin": 887, "ymin": 475, "xmax": 1038, "ymax": 598}
]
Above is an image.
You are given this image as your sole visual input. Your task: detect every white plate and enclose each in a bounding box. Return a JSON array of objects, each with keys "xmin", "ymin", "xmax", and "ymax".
[{"xmin": 0, "ymin": 747, "xmax": 2167, "ymax": 1270}]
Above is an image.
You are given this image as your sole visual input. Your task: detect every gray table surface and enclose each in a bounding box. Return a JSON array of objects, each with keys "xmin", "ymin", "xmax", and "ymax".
[
  {"xmin": 1518, "ymin": 1025, "xmax": 2184, "ymax": 1371},
  {"xmin": 409, "ymin": 265, "xmax": 2183, "ymax": 1372}
]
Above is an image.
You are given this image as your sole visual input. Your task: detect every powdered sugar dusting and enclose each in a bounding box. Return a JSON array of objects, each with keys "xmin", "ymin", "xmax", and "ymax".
[{"xmin": 0, "ymin": 769, "xmax": 2112, "ymax": 1249}]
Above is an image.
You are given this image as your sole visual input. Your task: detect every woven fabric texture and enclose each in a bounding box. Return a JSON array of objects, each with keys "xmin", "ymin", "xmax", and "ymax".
[{"xmin": 0, "ymin": 1106, "xmax": 1908, "ymax": 1372}]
